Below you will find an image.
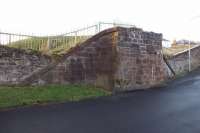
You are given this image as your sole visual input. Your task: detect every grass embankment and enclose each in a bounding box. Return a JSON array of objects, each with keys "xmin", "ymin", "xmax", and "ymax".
[
  {"xmin": 0, "ymin": 85, "xmax": 110, "ymax": 109},
  {"xmin": 8, "ymin": 36, "xmax": 90, "ymax": 55},
  {"xmin": 163, "ymin": 44, "xmax": 197, "ymax": 58}
]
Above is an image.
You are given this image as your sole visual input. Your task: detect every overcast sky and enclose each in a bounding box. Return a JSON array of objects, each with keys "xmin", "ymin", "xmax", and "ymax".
[{"xmin": 0, "ymin": 0, "xmax": 200, "ymax": 40}]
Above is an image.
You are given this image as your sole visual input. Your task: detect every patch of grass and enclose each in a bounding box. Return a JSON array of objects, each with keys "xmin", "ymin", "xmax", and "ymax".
[
  {"xmin": 8, "ymin": 36, "xmax": 90, "ymax": 55},
  {"xmin": 163, "ymin": 44, "xmax": 197, "ymax": 58},
  {"xmin": 8, "ymin": 37, "xmax": 48, "ymax": 51},
  {"xmin": 0, "ymin": 85, "xmax": 110, "ymax": 109}
]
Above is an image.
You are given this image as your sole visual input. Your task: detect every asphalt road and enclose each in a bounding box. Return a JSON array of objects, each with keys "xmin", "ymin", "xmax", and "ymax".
[{"xmin": 1, "ymin": 69, "xmax": 200, "ymax": 133}]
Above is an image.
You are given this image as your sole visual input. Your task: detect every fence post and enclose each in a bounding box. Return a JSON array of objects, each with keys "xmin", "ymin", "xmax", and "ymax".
[
  {"xmin": 98, "ymin": 22, "xmax": 101, "ymax": 32},
  {"xmin": 95, "ymin": 24, "xmax": 99, "ymax": 34},
  {"xmin": 47, "ymin": 36, "xmax": 50, "ymax": 50},
  {"xmin": 62, "ymin": 35, "xmax": 65, "ymax": 49},
  {"xmin": 9, "ymin": 34, "xmax": 11, "ymax": 45},
  {"xmin": 113, "ymin": 22, "xmax": 116, "ymax": 27},
  {"xmin": 75, "ymin": 32, "xmax": 77, "ymax": 44},
  {"xmin": 0, "ymin": 32, "xmax": 1, "ymax": 45},
  {"xmin": 31, "ymin": 33, "xmax": 34, "ymax": 50},
  {"xmin": 188, "ymin": 40, "xmax": 191, "ymax": 72}
]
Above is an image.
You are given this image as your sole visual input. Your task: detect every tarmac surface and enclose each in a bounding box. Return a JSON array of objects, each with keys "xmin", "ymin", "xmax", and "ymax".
[{"xmin": 1, "ymin": 69, "xmax": 200, "ymax": 133}]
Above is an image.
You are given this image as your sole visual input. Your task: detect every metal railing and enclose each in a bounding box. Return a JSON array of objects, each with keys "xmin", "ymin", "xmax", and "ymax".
[{"xmin": 0, "ymin": 22, "xmax": 135, "ymax": 54}]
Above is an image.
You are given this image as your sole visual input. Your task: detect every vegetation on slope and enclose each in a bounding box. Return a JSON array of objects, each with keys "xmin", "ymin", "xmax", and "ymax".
[
  {"xmin": 8, "ymin": 36, "xmax": 90, "ymax": 55},
  {"xmin": 162, "ymin": 44, "xmax": 198, "ymax": 58},
  {"xmin": 0, "ymin": 85, "xmax": 110, "ymax": 109}
]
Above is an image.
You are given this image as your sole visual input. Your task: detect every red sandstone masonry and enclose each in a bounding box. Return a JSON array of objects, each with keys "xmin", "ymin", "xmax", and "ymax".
[
  {"xmin": 35, "ymin": 28, "xmax": 118, "ymax": 90},
  {"xmin": 0, "ymin": 45, "xmax": 52, "ymax": 84},
  {"xmin": 0, "ymin": 27, "xmax": 167, "ymax": 91},
  {"xmin": 34, "ymin": 27, "xmax": 166, "ymax": 91},
  {"xmin": 114, "ymin": 28, "xmax": 166, "ymax": 91}
]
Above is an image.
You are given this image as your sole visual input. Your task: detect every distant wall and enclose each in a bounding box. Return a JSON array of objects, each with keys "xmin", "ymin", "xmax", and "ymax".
[{"xmin": 167, "ymin": 45, "xmax": 200, "ymax": 75}]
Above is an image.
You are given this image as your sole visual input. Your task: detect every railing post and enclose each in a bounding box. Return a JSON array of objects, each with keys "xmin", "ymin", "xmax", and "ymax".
[
  {"xmin": 98, "ymin": 22, "xmax": 101, "ymax": 32},
  {"xmin": 31, "ymin": 33, "xmax": 34, "ymax": 50},
  {"xmin": 95, "ymin": 24, "xmax": 99, "ymax": 34},
  {"xmin": 75, "ymin": 32, "xmax": 77, "ymax": 44},
  {"xmin": 188, "ymin": 40, "xmax": 191, "ymax": 72},
  {"xmin": 0, "ymin": 32, "xmax": 1, "ymax": 45},
  {"xmin": 47, "ymin": 36, "xmax": 50, "ymax": 50},
  {"xmin": 9, "ymin": 34, "xmax": 11, "ymax": 45},
  {"xmin": 113, "ymin": 22, "xmax": 116, "ymax": 27}
]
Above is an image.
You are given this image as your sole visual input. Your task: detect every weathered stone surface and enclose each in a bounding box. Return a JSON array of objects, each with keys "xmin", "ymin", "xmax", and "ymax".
[
  {"xmin": 114, "ymin": 28, "xmax": 165, "ymax": 91},
  {"xmin": 0, "ymin": 27, "xmax": 167, "ymax": 91},
  {"xmin": 0, "ymin": 46, "xmax": 52, "ymax": 84},
  {"xmin": 35, "ymin": 29, "xmax": 117, "ymax": 90}
]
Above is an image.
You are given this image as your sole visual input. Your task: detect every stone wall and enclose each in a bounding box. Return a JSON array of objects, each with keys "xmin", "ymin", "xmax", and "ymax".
[
  {"xmin": 0, "ymin": 27, "xmax": 167, "ymax": 91},
  {"xmin": 0, "ymin": 46, "xmax": 52, "ymax": 85},
  {"xmin": 31, "ymin": 27, "xmax": 166, "ymax": 91},
  {"xmin": 114, "ymin": 28, "xmax": 166, "ymax": 91},
  {"xmin": 167, "ymin": 45, "xmax": 200, "ymax": 75},
  {"xmin": 32, "ymin": 28, "xmax": 117, "ymax": 90}
]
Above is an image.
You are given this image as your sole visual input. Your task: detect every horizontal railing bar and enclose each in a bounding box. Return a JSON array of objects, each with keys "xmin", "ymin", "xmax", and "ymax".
[
  {"xmin": 0, "ymin": 32, "xmax": 40, "ymax": 38},
  {"xmin": 0, "ymin": 22, "xmax": 137, "ymax": 54},
  {"xmin": 100, "ymin": 22, "xmax": 135, "ymax": 27},
  {"xmin": 0, "ymin": 22, "xmax": 135, "ymax": 38},
  {"xmin": 61, "ymin": 24, "xmax": 98, "ymax": 36}
]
